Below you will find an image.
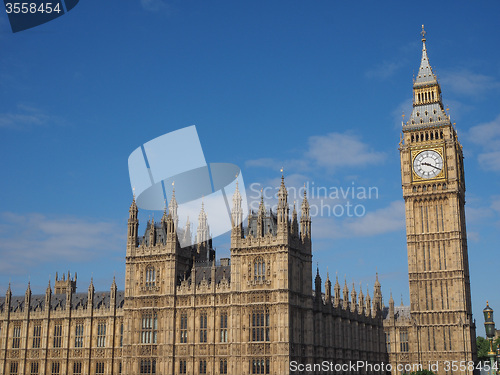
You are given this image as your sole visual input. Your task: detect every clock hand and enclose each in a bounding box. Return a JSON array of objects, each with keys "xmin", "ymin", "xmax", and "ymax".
[{"xmin": 422, "ymin": 162, "xmax": 442, "ymax": 171}]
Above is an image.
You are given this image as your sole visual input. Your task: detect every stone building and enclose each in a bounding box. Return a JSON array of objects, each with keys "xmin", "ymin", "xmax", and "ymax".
[
  {"xmin": 383, "ymin": 26, "xmax": 477, "ymax": 374},
  {"xmin": 0, "ymin": 178, "xmax": 387, "ymax": 375}
]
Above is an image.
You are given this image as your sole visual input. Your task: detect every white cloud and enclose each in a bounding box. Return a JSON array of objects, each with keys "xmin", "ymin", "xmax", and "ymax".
[
  {"xmin": 467, "ymin": 114, "xmax": 500, "ymax": 171},
  {"xmin": 440, "ymin": 69, "xmax": 500, "ymax": 96},
  {"xmin": 246, "ymin": 131, "xmax": 385, "ymax": 173},
  {"xmin": 311, "ymin": 201, "xmax": 405, "ymax": 240},
  {"xmin": 0, "ymin": 104, "xmax": 60, "ymax": 130},
  {"xmin": 0, "ymin": 212, "xmax": 124, "ymax": 274},
  {"xmin": 306, "ymin": 132, "xmax": 386, "ymax": 170}
]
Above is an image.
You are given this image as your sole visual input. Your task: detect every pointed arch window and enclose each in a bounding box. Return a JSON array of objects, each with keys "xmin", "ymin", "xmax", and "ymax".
[
  {"xmin": 146, "ymin": 267, "xmax": 156, "ymax": 287},
  {"xmin": 254, "ymin": 257, "xmax": 265, "ymax": 282}
]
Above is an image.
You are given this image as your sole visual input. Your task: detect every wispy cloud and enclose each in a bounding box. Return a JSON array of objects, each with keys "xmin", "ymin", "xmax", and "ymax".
[
  {"xmin": 313, "ymin": 201, "xmax": 405, "ymax": 240},
  {"xmin": 246, "ymin": 131, "xmax": 386, "ymax": 173},
  {"xmin": 365, "ymin": 61, "xmax": 403, "ymax": 80},
  {"xmin": 0, "ymin": 104, "xmax": 60, "ymax": 130},
  {"xmin": 0, "ymin": 212, "xmax": 124, "ymax": 274},
  {"xmin": 140, "ymin": 0, "xmax": 169, "ymax": 12},
  {"xmin": 467, "ymin": 114, "xmax": 500, "ymax": 171},
  {"xmin": 440, "ymin": 69, "xmax": 500, "ymax": 96}
]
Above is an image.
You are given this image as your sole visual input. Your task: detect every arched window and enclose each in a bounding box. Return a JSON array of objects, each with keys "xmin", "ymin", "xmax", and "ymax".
[
  {"xmin": 254, "ymin": 257, "xmax": 265, "ymax": 282},
  {"xmin": 146, "ymin": 267, "xmax": 156, "ymax": 287}
]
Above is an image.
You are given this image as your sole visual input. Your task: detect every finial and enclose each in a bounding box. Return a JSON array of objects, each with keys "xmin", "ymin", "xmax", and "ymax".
[
  {"xmin": 421, "ymin": 24, "xmax": 426, "ymax": 42},
  {"xmin": 487, "ymin": 300, "xmax": 489, "ymax": 307},
  {"xmin": 402, "ymin": 112, "xmax": 405, "ymax": 120},
  {"xmin": 132, "ymin": 186, "xmax": 136, "ymax": 200}
]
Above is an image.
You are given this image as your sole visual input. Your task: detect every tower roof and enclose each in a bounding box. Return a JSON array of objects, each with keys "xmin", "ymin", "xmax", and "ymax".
[{"xmin": 414, "ymin": 25, "xmax": 437, "ymax": 87}]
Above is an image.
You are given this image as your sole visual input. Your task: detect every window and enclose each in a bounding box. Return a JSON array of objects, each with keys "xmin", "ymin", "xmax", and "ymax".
[
  {"xmin": 180, "ymin": 313, "xmax": 188, "ymax": 343},
  {"xmin": 51, "ymin": 362, "xmax": 60, "ymax": 375},
  {"xmin": 53, "ymin": 324, "xmax": 62, "ymax": 348},
  {"xmin": 140, "ymin": 359, "xmax": 156, "ymax": 374},
  {"xmin": 199, "ymin": 360, "xmax": 207, "ymax": 374},
  {"xmin": 200, "ymin": 313, "xmax": 207, "ymax": 343},
  {"xmin": 141, "ymin": 313, "xmax": 157, "ymax": 344},
  {"xmin": 146, "ymin": 267, "xmax": 156, "ymax": 287},
  {"xmin": 10, "ymin": 362, "xmax": 18, "ymax": 375},
  {"xmin": 254, "ymin": 257, "xmax": 265, "ymax": 282},
  {"xmin": 251, "ymin": 359, "xmax": 270, "ymax": 374},
  {"xmin": 97, "ymin": 322, "xmax": 106, "ymax": 348},
  {"xmin": 251, "ymin": 311, "xmax": 270, "ymax": 342},
  {"xmin": 120, "ymin": 323, "xmax": 124, "ymax": 347},
  {"xmin": 12, "ymin": 325, "xmax": 21, "ymax": 348},
  {"xmin": 75, "ymin": 323, "xmax": 84, "ymax": 348},
  {"xmin": 179, "ymin": 360, "xmax": 187, "ymax": 374},
  {"xmin": 30, "ymin": 362, "xmax": 39, "ymax": 375},
  {"xmin": 96, "ymin": 362, "xmax": 104, "ymax": 374},
  {"xmin": 73, "ymin": 362, "xmax": 82, "ymax": 375},
  {"xmin": 119, "ymin": 362, "xmax": 122, "ymax": 374},
  {"xmin": 386, "ymin": 333, "xmax": 391, "ymax": 353},
  {"xmin": 400, "ymin": 330, "xmax": 409, "ymax": 352},
  {"xmin": 220, "ymin": 312, "xmax": 228, "ymax": 342},
  {"xmin": 32, "ymin": 324, "xmax": 41, "ymax": 348},
  {"xmin": 220, "ymin": 359, "xmax": 228, "ymax": 374}
]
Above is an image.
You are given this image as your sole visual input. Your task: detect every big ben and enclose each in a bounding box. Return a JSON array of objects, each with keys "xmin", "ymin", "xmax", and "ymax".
[{"xmin": 399, "ymin": 26, "xmax": 477, "ymax": 372}]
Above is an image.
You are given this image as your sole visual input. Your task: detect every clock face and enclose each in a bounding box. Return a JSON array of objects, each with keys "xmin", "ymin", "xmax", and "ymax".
[{"xmin": 413, "ymin": 150, "xmax": 443, "ymax": 179}]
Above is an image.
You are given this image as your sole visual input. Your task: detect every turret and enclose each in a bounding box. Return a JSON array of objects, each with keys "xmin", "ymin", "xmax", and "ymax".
[
  {"xmin": 88, "ymin": 278, "xmax": 94, "ymax": 309},
  {"xmin": 168, "ymin": 185, "xmax": 179, "ymax": 229},
  {"xmin": 358, "ymin": 284, "xmax": 364, "ymax": 315},
  {"xmin": 182, "ymin": 217, "xmax": 192, "ymax": 247},
  {"xmin": 389, "ymin": 291, "xmax": 395, "ymax": 322},
  {"xmin": 324, "ymin": 271, "xmax": 332, "ymax": 305},
  {"xmin": 257, "ymin": 194, "xmax": 265, "ymax": 237},
  {"xmin": 196, "ymin": 202, "xmax": 210, "ymax": 245},
  {"xmin": 373, "ymin": 272, "xmax": 382, "ymax": 313},
  {"xmin": 314, "ymin": 267, "xmax": 322, "ymax": 303},
  {"xmin": 333, "ymin": 274, "xmax": 341, "ymax": 308},
  {"xmin": 25, "ymin": 282, "xmax": 31, "ymax": 311},
  {"xmin": 149, "ymin": 217, "xmax": 156, "ymax": 247},
  {"xmin": 127, "ymin": 195, "xmax": 139, "ymax": 250},
  {"xmin": 350, "ymin": 282, "xmax": 357, "ymax": 312},
  {"xmin": 300, "ymin": 188, "xmax": 311, "ymax": 241},
  {"xmin": 291, "ymin": 202, "xmax": 299, "ymax": 236},
  {"xmin": 277, "ymin": 175, "xmax": 289, "ymax": 235},
  {"xmin": 45, "ymin": 280, "xmax": 51, "ymax": 312},
  {"xmin": 365, "ymin": 288, "xmax": 371, "ymax": 317},
  {"xmin": 231, "ymin": 180, "xmax": 244, "ymax": 239},
  {"xmin": 110, "ymin": 276, "xmax": 117, "ymax": 311},
  {"xmin": 342, "ymin": 279, "xmax": 349, "ymax": 310}
]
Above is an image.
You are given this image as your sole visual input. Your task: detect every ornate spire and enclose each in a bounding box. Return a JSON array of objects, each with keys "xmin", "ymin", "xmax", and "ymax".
[
  {"xmin": 197, "ymin": 201, "xmax": 210, "ymax": 244},
  {"xmin": 414, "ymin": 25, "xmax": 437, "ymax": 86},
  {"xmin": 168, "ymin": 183, "xmax": 178, "ymax": 229},
  {"xmin": 277, "ymin": 172, "xmax": 289, "ymax": 233},
  {"xmin": 373, "ymin": 272, "xmax": 382, "ymax": 312},
  {"xmin": 342, "ymin": 278, "xmax": 349, "ymax": 310},
  {"xmin": 314, "ymin": 267, "xmax": 322, "ymax": 302},
  {"xmin": 291, "ymin": 202, "xmax": 298, "ymax": 235},
  {"xmin": 325, "ymin": 270, "xmax": 332, "ymax": 304},
  {"xmin": 334, "ymin": 272, "xmax": 341, "ymax": 308},
  {"xmin": 257, "ymin": 191, "xmax": 265, "ymax": 237},
  {"xmin": 405, "ymin": 25, "xmax": 450, "ymax": 129},
  {"xmin": 231, "ymin": 179, "xmax": 243, "ymax": 228},
  {"xmin": 350, "ymin": 282, "xmax": 357, "ymax": 312},
  {"xmin": 300, "ymin": 186, "xmax": 311, "ymax": 239}
]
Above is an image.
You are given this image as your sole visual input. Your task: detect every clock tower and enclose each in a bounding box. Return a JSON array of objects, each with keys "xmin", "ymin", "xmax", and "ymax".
[{"xmin": 399, "ymin": 26, "xmax": 476, "ymax": 371}]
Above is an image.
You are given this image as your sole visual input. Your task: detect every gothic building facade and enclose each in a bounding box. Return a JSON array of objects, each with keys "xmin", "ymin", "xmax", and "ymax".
[
  {"xmin": 382, "ymin": 26, "xmax": 477, "ymax": 374},
  {"xmin": 0, "ymin": 179, "xmax": 387, "ymax": 375}
]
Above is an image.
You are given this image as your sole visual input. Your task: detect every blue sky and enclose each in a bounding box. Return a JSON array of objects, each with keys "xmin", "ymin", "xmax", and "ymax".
[{"xmin": 1, "ymin": 0, "xmax": 499, "ymax": 332}]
